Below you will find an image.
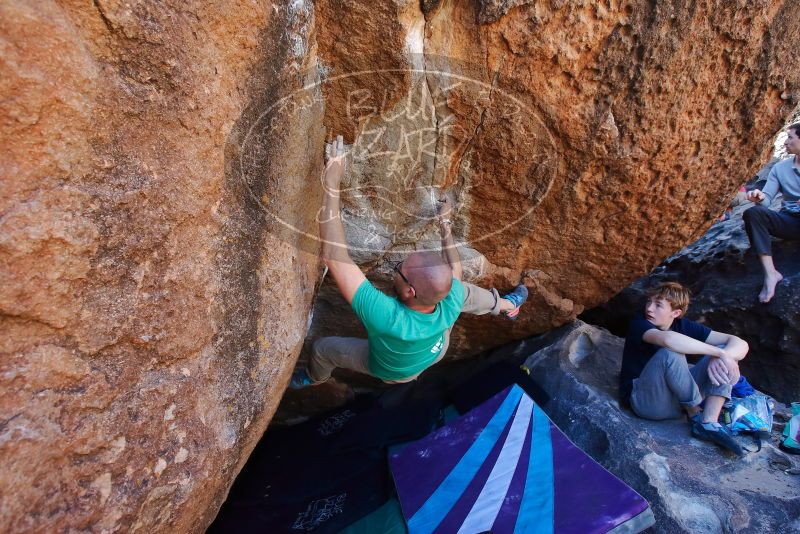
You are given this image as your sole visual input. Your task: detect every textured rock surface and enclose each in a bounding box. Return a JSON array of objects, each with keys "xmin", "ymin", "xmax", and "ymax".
[
  {"xmin": 0, "ymin": 1, "xmax": 322, "ymax": 531},
  {"xmin": 522, "ymin": 322, "xmax": 800, "ymax": 533},
  {"xmin": 305, "ymin": 0, "xmax": 800, "ymax": 358},
  {"xmin": 581, "ymin": 196, "xmax": 800, "ymax": 402},
  {"xmin": 4, "ymin": 0, "xmax": 800, "ymax": 531}
]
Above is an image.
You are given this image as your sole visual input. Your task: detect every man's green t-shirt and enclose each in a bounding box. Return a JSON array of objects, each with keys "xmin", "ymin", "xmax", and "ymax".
[{"xmin": 351, "ymin": 278, "xmax": 465, "ymax": 381}]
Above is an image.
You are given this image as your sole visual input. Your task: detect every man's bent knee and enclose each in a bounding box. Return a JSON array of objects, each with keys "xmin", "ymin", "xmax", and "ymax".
[
  {"xmin": 743, "ymin": 204, "xmax": 769, "ymax": 224},
  {"xmin": 311, "ymin": 336, "xmax": 347, "ymax": 365},
  {"xmin": 312, "ymin": 337, "xmax": 329, "ymax": 358}
]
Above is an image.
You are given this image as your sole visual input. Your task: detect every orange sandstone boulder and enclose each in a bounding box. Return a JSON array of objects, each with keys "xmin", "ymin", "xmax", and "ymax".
[
  {"xmin": 1, "ymin": 1, "xmax": 322, "ymax": 531},
  {"xmin": 2, "ymin": 0, "xmax": 800, "ymax": 531},
  {"xmin": 307, "ymin": 0, "xmax": 800, "ymax": 357}
]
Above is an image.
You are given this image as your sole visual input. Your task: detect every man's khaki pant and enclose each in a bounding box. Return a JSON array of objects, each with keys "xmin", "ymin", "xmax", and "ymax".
[{"xmin": 308, "ymin": 282, "xmax": 503, "ymax": 383}]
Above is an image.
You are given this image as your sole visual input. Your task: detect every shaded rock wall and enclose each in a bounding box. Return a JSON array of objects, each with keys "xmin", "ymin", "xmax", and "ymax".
[
  {"xmin": 1, "ymin": 1, "xmax": 322, "ymax": 531},
  {"xmin": 3, "ymin": 0, "xmax": 800, "ymax": 531}
]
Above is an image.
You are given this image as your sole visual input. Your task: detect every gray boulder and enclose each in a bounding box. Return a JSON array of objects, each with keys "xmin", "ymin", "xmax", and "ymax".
[{"xmin": 524, "ymin": 321, "xmax": 800, "ymax": 533}]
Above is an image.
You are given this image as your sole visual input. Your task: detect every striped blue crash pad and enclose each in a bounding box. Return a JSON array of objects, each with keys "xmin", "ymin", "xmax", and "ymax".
[{"xmin": 389, "ymin": 385, "xmax": 654, "ymax": 533}]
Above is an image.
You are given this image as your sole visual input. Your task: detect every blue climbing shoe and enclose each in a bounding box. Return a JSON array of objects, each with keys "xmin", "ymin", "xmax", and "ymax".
[
  {"xmin": 690, "ymin": 418, "xmax": 744, "ymax": 457},
  {"xmin": 289, "ymin": 368, "xmax": 320, "ymax": 389},
  {"xmin": 502, "ymin": 284, "xmax": 528, "ymax": 320}
]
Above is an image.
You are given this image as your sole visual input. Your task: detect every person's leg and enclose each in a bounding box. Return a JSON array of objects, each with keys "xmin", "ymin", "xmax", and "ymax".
[
  {"xmin": 743, "ymin": 206, "xmax": 800, "ymax": 302},
  {"xmin": 687, "ymin": 355, "xmax": 743, "ymax": 455},
  {"xmin": 461, "ymin": 282, "xmax": 503, "ymax": 315},
  {"xmin": 307, "ymin": 336, "xmax": 371, "ymax": 382},
  {"xmin": 461, "ymin": 283, "xmax": 520, "ymax": 315},
  {"xmin": 630, "ymin": 348, "xmax": 703, "ymax": 420},
  {"xmin": 756, "ymin": 254, "xmax": 782, "ymax": 303},
  {"xmin": 743, "ymin": 205, "xmax": 781, "ymax": 302},
  {"xmin": 689, "ymin": 355, "xmax": 737, "ymax": 423},
  {"xmin": 760, "ymin": 212, "xmax": 800, "ymax": 301},
  {"xmin": 743, "ymin": 205, "xmax": 777, "ymax": 256}
]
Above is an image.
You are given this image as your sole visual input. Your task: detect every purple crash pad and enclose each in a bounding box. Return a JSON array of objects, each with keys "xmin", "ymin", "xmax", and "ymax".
[{"xmin": 389, "ymin": 385, "xmax": 653, "ymax": 534}]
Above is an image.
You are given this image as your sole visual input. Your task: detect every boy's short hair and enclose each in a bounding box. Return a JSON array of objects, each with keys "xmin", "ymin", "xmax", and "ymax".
[
  {"xmin": 789, "ymin": 123, "xmax": 800, "ymax": 137},
  {"xmin": 646, "ymin": 281, "xmax": 691, "ymax": 317}
]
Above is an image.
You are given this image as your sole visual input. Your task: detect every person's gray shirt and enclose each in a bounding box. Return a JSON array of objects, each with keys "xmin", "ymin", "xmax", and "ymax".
[{"xmin": 761, "ymin": 155, "xmax": 800, "ymax": 214}]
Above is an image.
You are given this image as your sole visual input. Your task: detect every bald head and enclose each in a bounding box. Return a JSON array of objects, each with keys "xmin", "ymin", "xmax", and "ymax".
[{"xmin": 401, "ymin": 251, "xmax": 453, "ymax": 306}]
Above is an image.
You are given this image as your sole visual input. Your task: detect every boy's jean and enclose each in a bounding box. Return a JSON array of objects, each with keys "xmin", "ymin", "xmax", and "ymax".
[{"xmin": 630, "ymin": 349, "xmax": 733, "ymax": 420}]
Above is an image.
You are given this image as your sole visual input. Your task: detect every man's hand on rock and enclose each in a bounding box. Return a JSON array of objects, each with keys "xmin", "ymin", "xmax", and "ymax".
[
  {"xmin": 437, "ymin": 194, "xmax": 453, "ymax": 218},
  {"xmin": 746, "ymin": 189, "xmax": 765, "ymax": 203},
  {"xmin": 437, "ymin": 195, "xmax": 454, "ymax": 237},
  {"xmin": 323, "ymin": 134, "xmax": 346, "ymax": 190}
]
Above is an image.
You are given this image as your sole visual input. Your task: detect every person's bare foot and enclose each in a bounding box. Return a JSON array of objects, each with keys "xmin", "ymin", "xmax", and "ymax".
[{"xmin": 759, "ymin": 271, "xmax": 784, "ymax": 303}]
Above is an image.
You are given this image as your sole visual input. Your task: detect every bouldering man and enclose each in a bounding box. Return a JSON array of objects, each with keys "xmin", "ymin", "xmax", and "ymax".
[{"xmin": 290, "ymin": 135, "xmax": 528, "ymax": 388}]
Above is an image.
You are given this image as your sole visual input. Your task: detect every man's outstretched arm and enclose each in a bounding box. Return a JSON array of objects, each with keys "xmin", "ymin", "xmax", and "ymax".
[
  {"xmin": 438, "ymin": 196, "xmax": 462, "ymax": 280},
  {"xmin": 319, "ymin": 135, "xmax": 366, "ymax": 304}
]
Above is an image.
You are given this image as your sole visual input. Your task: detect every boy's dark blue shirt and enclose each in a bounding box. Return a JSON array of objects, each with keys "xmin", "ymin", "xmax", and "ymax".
[{"xmin": 619, "ymin": 315, "xmax": 711, "ymax": 402}]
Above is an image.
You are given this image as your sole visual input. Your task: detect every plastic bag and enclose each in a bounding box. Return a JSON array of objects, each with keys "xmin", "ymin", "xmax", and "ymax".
[{"xmin": 725, "ymin": 394, "xmax": 774, "ymax": 435}]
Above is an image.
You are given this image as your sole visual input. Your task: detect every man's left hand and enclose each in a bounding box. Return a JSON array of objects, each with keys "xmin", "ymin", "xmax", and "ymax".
[
  {"xmin": 437, "ymin": 195, "xmax": 453, "ymax": 220},
  {"xmin": 437, "ymin": 195, "xmax": 454, "ymax": 238},
  {"xmin": 746, "ymin": 188, "xmax": 765, "ymax": 203},
  {"xmin": 324, "ymin": 134, "xmax": 346, "ymax": 189}
]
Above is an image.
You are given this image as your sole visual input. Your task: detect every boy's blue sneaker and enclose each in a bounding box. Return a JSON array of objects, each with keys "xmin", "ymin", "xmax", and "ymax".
[
  {"xmin": 289, "ymin": 368, "xmax": 320, "ymax": 389},
  {"xmin": 690, "ymin": 419, "xmax": 743, "ymax": 457},
  {"xmin": 501, "ymin": 284, "xmax": 528, "ymax": 320}
]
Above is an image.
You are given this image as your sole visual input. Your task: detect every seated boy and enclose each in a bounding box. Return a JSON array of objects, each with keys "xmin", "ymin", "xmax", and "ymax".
[{"xmin": 619, "ymin": 282, "xmax": 749, "ymax": 455}]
